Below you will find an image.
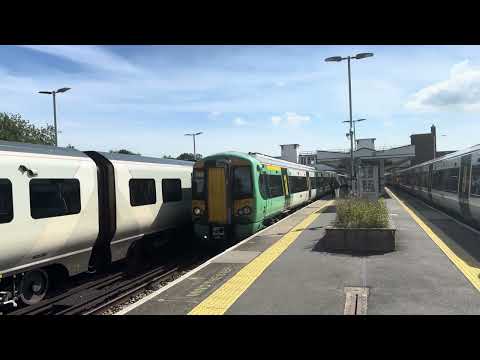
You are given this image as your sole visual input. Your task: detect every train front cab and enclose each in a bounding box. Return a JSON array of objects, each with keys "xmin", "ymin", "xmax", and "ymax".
[{"xmin": 192, "ymin": 155, "xmax": 263, "ymax": 246}]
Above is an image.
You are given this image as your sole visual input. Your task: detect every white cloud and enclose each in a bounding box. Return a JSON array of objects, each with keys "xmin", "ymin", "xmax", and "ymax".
[
  {"xmin": 20, "ymin": 45, "xmax": 140, "ymax": 75},
  {"xmin": 233, "ymin": 117, "xmax": 248, "ymax": 126},
  {"xmin": 285, "ymin": 112, "xmax": 310, "ymax": 126},
  {"xmin": 209, "ymin": 111, "xmax": 221, "ymax": 118},
  {"xmin": 406, "ymin": 59, "xmax": 480, "ymax": 112},
  {"xmin": 271, "ymin": 112, "xmax": 311, "ymax": 127},
  {"xmin": 271, "ymin": 116, "xmax": 282, "ymax": 125}
]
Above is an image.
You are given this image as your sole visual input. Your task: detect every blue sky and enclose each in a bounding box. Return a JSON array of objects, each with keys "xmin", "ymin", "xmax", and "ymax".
[{"xmin": 0, "ymin": 45, "xmax": 479, "ymax": 157}]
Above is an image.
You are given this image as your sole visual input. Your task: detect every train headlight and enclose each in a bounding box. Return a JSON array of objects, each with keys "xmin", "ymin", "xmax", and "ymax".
[
  {"xmin": 237, "ymin": 208, "xmax": 244, "ymax": 216},
  {"xmin": 242, "ymin": 206, "xmax": 251, "ymax": 215},
  {"xmin": 193, "ymin": 207, "xmax": 202, "ymax": 216}
]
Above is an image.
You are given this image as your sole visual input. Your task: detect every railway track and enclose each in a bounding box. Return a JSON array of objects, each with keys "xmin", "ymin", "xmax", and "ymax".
[
  {"xmin": 7, "ymin": 252, "xmax": 208, "ymax": 315},
  {"xmin": 5, "ymin": 197, "xmax": 330, "ymax": 316}
]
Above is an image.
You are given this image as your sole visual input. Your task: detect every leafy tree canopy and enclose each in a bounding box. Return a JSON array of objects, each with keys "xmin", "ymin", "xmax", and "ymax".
[
  {"xmin": 109, "ymin": 149, "xmax": 140, "ymax": 155},
  {"xmin": 176, "ymin": 153, "xmax": 202, "ymax": 161},
  {"xmin": 0, "ymin": 112, "xmax": 55, "ymax": 145}
]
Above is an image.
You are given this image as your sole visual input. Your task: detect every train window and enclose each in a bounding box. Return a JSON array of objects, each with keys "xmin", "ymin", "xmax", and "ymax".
[
  {"xmin": 415, "ymin": 172, "xmax": 421, "ymax": 187},
  {"xmin": 421, "ymin": 171, "xmax": 429, "ymax": 188},
  {"xmin": 290, "ymin": 176, "xmax": 308, "ymax": 193},
  {"xmin": 162, "ymin": 179, "xmax": 182, "ymax": 203},
  {"xmin": 288, "ymin": 176, "xmax": 295, "ymax": 193},
  {"xmin": 471, "ymin": 165, "xmax": 480, "ymax": 196},
  {"xmin": 30, "ymin": 179, "xmax": 81, "ymax": 219},
  {"xmin": 432, "ymin": 170, "xmax": 441, "ymax": 190},
  {"xmin": 0, "ymin": 179, "xmax": 13, "ymax": 223},
  {"xmin": 192, "ymin": 170, "xmax": 205, "ymax": 200},
  {"xmin": 432, "ymin": 168, "xmax": 459, "ymax": 193},
  {"xmin": 129, "ymin": 179, "xmax": 156, "ymax": 206},
  {"xmin": 268, "ymin": 175, "xmax": 284, "ymax": 198},
  {"xmin": 233, "ymin": 167, "xmax": 252, "ymax": 199},
  {"xmin": 259, "ymin": 173, "xmax": 269, "ymax": 199},
  {"xmin": 317, "ymin": 177, "xmax": 325, "ymax": 189},
  {"xmin": 446, "ymin": 168, "xmax": 459, "ymax": 193}
]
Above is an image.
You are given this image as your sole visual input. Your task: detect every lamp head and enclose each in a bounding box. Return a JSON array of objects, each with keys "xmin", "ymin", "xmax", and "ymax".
[
  {"xmin": 56, "ymin": 87, "xmax": 71, "ymax": 93},
  {"xmin": 325, "ymin": 56, "xmax": 343, "ymax": 62},
  {"xmin": 355, "ymin": 53, "xmax": 374, "ymax": 59}
]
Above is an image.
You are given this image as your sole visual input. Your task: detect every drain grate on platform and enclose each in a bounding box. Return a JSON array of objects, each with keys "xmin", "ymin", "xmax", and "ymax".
[{"xmin": 344, "ymin": 287, "xmax": 369, "ymax": 315}]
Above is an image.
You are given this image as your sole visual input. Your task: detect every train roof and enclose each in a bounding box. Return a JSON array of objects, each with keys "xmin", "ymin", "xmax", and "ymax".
[
  {"xmin": 96, "ymin": 151, "xmax": 194, "ymax": 167},
  {"xmin": 0, "ymin": 141, "xmax": 194, "ymax": 166},
  {"xmin": 200, "ymin": 151, "xmax": 343, "ymax": 174},
  {"xmin": 248, "ymin": 152, "xmax": 317, "ymax": 171},
  {"xmin": 204, "ymin": 151, "xmax": 317, "ymax": 171},
  {"xmin": 397, "ymin": 143, "xmax": 480, "ymax": 173},
  {"xmin": 0, "ymin": 140, "xmax": 88, "ymax": 158}
]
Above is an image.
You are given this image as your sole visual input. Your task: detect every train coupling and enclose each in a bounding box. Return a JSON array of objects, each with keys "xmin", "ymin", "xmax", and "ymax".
[{"xmin": 0, "ymin": 291, "xmax": 18, "ymax": 308}]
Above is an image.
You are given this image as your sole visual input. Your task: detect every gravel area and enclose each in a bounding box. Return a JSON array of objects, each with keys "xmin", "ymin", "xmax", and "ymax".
[{"xmin": 98, "ymin": 262, "xmax": 205, "ymax": 315}]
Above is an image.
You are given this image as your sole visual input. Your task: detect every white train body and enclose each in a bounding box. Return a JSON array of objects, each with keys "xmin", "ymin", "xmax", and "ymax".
[
  {"xmin": 106, "ymin": 154, "xmax": 193, "ymax": 263},
  {"xmin": 0, "ymin": 146, "xmax": 99, "ymax": 277},
  {"xmin": 0, "ymin": 141, "xmax": 193, "ymax": 306},
  {"xmin": 387, "ymin": 144, "xmax": 480, "ymax": 229}
]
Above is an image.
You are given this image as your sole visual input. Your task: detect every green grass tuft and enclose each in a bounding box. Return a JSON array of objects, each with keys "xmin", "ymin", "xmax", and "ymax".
[{"xmin": 335, "ymin": 198, "xmax": 389, "ymax": 228}]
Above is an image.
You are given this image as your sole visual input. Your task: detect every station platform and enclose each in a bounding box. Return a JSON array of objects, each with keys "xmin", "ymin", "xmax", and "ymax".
[{"xmin": 118, "ymin": 189, "xmax": 480, "ymax": 315}]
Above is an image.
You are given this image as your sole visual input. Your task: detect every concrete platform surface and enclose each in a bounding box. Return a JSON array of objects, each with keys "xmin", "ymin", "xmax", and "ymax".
[{"xmin": 120, "ymin": 192, "xmax": 480, "ymax": 315}]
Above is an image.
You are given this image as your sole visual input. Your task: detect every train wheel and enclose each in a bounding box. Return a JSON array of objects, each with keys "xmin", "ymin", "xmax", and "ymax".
[{"xmin": 19, "ymin": 269, "xmax": 49, "ymax": 305}]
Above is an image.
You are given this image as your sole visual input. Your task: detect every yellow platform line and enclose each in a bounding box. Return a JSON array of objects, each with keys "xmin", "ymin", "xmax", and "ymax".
[
  {"xmin": 386, "ymin": 187, "xmax": 480, "ymax": 292},
  {"xmin": 188, "ymin": 200, "xmax": 334, "ymax": 315}
]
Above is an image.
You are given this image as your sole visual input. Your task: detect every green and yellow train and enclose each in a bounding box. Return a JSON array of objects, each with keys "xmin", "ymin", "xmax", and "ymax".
[{"xmin": 191, "ymin": 151, "xmax": 346, "ymax": 246}]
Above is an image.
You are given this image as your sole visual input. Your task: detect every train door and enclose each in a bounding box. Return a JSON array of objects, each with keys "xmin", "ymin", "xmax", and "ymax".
[
  {"xmin": 281, "ymin": 168, "xmax": 291, "ymax": 209},
  {"xmin": 459, "ymin": 154, "xmax": 472, "ymax": 219},
  {"xmin": 258, "ymin": 170, "xmax": 269, "ymax": 218},
  {"xmin": 306, "ymin": 172, "xmax": 312, "ymax": 200},
  {"xmin": 207, "ymin": 166, "xmax": 228, "ymax": 224},
  {"xmin": 428, "ymin": 164, "xmax": 433, "ymax": 203}
]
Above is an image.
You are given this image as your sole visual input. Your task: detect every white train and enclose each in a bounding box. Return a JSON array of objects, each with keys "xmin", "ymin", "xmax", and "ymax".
[
  {"xmin": 0, "ymin": 141, "xmax": 193, "ymax": 306},
  {"xmin": 386, "ymin": 144, "xmax": 480, "ymax": 229}
]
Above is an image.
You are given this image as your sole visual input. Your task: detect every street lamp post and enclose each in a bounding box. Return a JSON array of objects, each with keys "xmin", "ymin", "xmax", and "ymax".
[
  {"xmin": 343, "ymin": 118, "xmax": 367, "ymax": 150},
  {"xmin": 325, "ymin": 53, "xmax": 373, "ymax": 194},
  {"xmin": 39, "ymin": 87, "xmax": 71, "ymax": 147},
  {"xmin": 185, "ymin": 132, "xmax": 203, "ymax": 160}
]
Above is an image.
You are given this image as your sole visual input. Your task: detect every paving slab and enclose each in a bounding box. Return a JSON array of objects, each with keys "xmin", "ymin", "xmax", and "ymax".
[
  {"xmin": 226, "ymin": 197, "xmax": 480, "ymax": 315},
  {"xmin": 122, "ymin": 193, "xmax": 480, "ymax": 315}
]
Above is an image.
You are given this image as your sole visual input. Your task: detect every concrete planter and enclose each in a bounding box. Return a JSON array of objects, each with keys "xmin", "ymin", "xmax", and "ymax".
[{"xmin": 324, "ymin": 223, "xmax": 396, "ymax": 254}]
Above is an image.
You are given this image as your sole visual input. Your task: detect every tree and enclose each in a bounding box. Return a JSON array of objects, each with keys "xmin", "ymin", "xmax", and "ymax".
[
  {"xmin": 176, "ymin": 153, "xmax": 202, "ymax": 161},
  {"xmin": 163, "ymin": 155, "xmax": 175, "ymax": 159},
  {"xmin": 0, "ymin": 112, "xmax": 55, "ymax": 145},
  {"xmin": 109, "ymin": 149, "xmax": 140, "ymax": 155}
]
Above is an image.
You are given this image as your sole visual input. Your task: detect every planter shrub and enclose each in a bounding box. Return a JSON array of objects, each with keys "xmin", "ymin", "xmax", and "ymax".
[{"xmin": 335, "ymin": 198, "xmax": 389, "ymax": 229}]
